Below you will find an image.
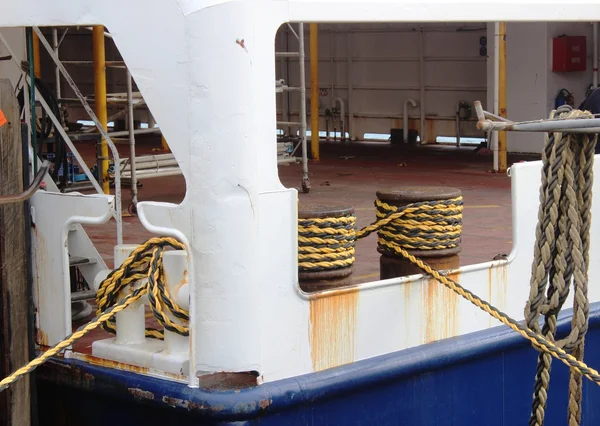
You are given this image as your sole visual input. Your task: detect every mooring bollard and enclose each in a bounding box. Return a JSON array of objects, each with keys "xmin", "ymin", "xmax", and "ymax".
[
  {"xmin": 298, "ymin": 204, "xmax": 356, "ymax": 292},
  {"xmin": 375, "ymin": 187, "xmax": 462, "ymax": 279}
]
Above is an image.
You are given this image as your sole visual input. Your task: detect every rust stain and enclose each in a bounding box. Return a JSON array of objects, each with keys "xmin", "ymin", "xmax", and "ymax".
[
  {"xmin": 128, "ymin": 388, "xmax": 155, "ymax": 402},
  {"xmin": 495, "ymin": 263, "xmax": 508, "ymax": 310},
  {"xmin": 309, "ymin": 290, "xmax": 359, "ymax": 372},
  {"xmin": 36, "ymin": 328, "xmax": 48, "ymax": 346},
  {"xmin": 174, "ymin": 268, "xmax": 188, "ymax": 293},
  {"xmin": 423, "ymin": 270, "xmax": 461, "ymax": 344},
  {"xmin": 487, "ymin": 263, "xmax": 508, "ymax": 326},
  {"xmin": 75, "ymin": 353, "xmax": 185, "ymax": 381}
]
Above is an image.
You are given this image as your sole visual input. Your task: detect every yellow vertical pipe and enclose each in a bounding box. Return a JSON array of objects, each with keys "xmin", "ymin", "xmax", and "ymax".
[
  {"xmin": 310, "ymin": 23, "xmax": 320, "ymax": 161},
  {"xmin": 161, "ymin": 135, "xmax": 170, "ymax": 152},
  {"xmin": 93, "ymin": 25, "xmax": 109, "ymax": 194},
  {"xmin": 498, "ymin": 22, "xmax": 507, "ymax": 173},
  {"xmin": 32, "ymin": 31, "xmax": 41, "ymax": 78}
]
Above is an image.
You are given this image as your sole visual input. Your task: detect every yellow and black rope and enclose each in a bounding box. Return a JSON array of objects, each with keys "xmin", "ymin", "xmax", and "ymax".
[
  {"xmin": 96, "ymin": 237, "xmax": 188, "ymax": 339},
  {"xmin": 0, "ymin": 236, "xmax": 188, "ymax": 392},
  {"xmin": 298, "ymin": 196, "xmax": 463, "ymax": 273},
  {"xmin": 298, "ymin": 215, "xmax": 357, "ymax": 272}
]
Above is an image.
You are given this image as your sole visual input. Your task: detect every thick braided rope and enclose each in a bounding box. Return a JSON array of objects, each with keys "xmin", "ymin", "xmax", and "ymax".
[
  {"xmin": 96, "ymin": 236, "xmax": 189, "ymax": 339},
  {"xmin": 298, "ymin": 197, "xmax": 463, "ymax": 272},
  {"xmin": 0, "ymin": 236, "xmax": 190, "ymax": 393},
  {"xmin": 371, "ymin": 197, "xmax": 462, "ymax": 253},
  {"xmin": 523, "ymin": 107, "xmax": 596, "ymax": 426},
  {"xmin": 298, "ymin": 192, "xmax": 600, "ymax": 390},
  {"xmin": 298, "ymin": 215, "xmax": 357, "ymax": 272},
  {"xmin": 0, "ymin": 282, "xmax": 147, "ymax": 393}
]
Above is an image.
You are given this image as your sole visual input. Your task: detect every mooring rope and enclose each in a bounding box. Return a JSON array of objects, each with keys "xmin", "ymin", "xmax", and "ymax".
[
  {"xmin": 298, "ymin": 214, "xmax": 357, "ymax": 272},
  {"xmin": 0, "ymin": 237, "xmax": 188, "ymax": 393},
  {"xmin": 2, "ymin": 125, "xmax": 600, "ymax": 421},
  {"xmin": 96, "ymin": 236, "xmax": 189, "ymax": 339},
  {"xmin": 297, "ymin": 196, "xmax": 463, "ymax": 273},
  {"xmin": 524, "ymin": 105, "xmax": 597, "ymax": 426}
]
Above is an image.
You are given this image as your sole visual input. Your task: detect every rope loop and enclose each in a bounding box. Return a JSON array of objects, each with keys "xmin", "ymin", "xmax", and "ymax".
[
  {"xmin": 96, "ymin": 236, "xmax": 188, "ymax": 340},
  {"xmin": 523, "ymin": 107, "xmax": 598, "ymax": 426}
]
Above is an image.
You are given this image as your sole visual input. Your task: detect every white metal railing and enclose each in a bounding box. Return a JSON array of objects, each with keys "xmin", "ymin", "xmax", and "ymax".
[{"xmin": 32, "ymin": 26, "xmax": 123, "ymax": 244}]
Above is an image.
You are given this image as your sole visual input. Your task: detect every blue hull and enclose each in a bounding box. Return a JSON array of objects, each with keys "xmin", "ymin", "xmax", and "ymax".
[{"xmin": 35, "ymin": 304, "xmax": 600, "ymax": 425}]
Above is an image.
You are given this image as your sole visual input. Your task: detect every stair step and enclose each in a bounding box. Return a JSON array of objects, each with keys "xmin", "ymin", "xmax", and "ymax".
[
  {"xmin": 71, "ymin": 289, "xmax": 95, "ymax": 302},
  {"xmin": 69, "ymin": 256, "xmax": 97, "ymax": 266}
]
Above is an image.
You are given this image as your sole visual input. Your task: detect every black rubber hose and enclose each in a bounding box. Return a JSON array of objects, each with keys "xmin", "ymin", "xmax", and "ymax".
[{"xmin": 17, "ymin": 77, "xmax": 66, "ymax": 181}]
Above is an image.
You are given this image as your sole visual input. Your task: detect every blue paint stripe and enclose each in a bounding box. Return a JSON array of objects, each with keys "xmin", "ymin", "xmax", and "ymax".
[{"xmin": 38, "ymin": 303, "xmax": 600, "ymax": 420}]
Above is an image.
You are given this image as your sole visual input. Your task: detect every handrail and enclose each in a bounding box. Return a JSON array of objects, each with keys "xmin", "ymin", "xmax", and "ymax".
[
  {"xmin": 0, "ymin": 161, "xmax": 49, "ymax": 205},
  {"xmin": 32, "ymin": 27, "xmax": 123, "ymax": 244}
]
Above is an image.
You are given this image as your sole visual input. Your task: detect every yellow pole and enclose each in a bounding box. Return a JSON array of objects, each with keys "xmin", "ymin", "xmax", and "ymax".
[
  {"xmin": 161, "ymin": 135, "xmax": 170, "ymax": 152},
  {"xmin": 310, "ymin": 23, "xmax": 320, "ymax": 161},
  {"xmin": 32, "ymin": 31, "xmax": 41, "ymax": 78},
  {"xmin": 93, "ymin": 25, "xmax": 109, "ymax": 194},
  {"xmin": 498, "ymin": 22, "xmax": 507, "ymax": 173}
]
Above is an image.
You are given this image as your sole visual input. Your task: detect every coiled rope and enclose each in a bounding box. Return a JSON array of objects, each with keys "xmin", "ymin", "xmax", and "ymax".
[
  {"xmin": 0, "ymin": 237, "xmax": 188, "ymax": 393},
  {"xmin": 298, "ymin": 214, "xmax": 357, "ymax": 272},
  {"xmin": 297, "ymin": 196, "xmax": 463, "ymax": 272},
  {"xmin": 524, "ymin": 106, "xmax": 597, "ymax": 426}
]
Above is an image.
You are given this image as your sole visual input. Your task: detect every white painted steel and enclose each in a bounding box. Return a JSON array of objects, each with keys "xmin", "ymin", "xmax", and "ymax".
[
  {"xmin": 7, "ymin": 0, "xmax": 600, "ymax": 388},
  {"xmin": 30, "ymin": 190, "xmax": 114, "ymax": 346},
  {"xmin": 113, "ymin": 245, "xmax": 146, "ymax": 345}
]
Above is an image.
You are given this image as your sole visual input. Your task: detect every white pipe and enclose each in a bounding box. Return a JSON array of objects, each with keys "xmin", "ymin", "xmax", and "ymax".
[
  {"xmin": 334, "ymin": 97, "xmax": 345, "ymax": 137},
  {"xmin": 594, "ymin": 22, "xmax": 598, "ymax": 88},
  {"xmin": 298, "ymin": 23, "xmax": 308, "ymax": 181},
  {"xmin": 404, "ymin": 98, "xmax": 417, "ymax": 143},
  {"xmin": 419, "ymin": 29, "xmax": 426, "ymax": 144},
  {"xmin": 347, "ymin": 31, "xmax": 354, "ymax": 139},
  {"xmin": 493, "ymin": 22, "xmax": 500, "ymax": 171},
  {"xmin": 330, "ymin": 32, "xmax": 335, "ymax": 111}
]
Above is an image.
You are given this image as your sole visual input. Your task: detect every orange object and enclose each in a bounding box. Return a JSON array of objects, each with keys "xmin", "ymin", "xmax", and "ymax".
[{"xmin": 0, "ymin": 109, "xmax": 7, "ymax": 127}]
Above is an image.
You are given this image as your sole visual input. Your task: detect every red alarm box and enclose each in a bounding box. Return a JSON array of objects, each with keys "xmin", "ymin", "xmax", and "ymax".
[{"xmin": 552, "ymin": 36, "xmax": 587, "ymax": 72}]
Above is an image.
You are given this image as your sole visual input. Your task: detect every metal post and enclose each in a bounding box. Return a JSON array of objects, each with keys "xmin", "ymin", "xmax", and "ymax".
[
  {"xmin": 498, "ymin": 22, "xmax": 507, "ymax": 173},
  {"xmin": 493, "ymin": 22, "xmax": 500, "ymax": 171},
  {"xmin": 32, "ymin": 31, "xmax": 41, "ymax": 78},
  {"xmin": 310, "ymin": 23, "xmax": 320, "ymax": 161},
  {"xmin": 419, "ymin": 28, "xmax": 426, "ymax": 144},
  {"xmin": 299, "ymin": 23, "xmax": 310, "ymax": 193},
  {"xmin": 594, "ymin": 23, "xmax": 598, "ymax": 88},
  {"xmin": 52, "ymin": 28, "xmax": 60, "ymax": 101},
  {"xmin": 26, "ymin": 28, "xmax": 37, "ymax": 174},
  {"xmin": 127, "ymin": 70, "xmax": 138, "ymax": 208},
  {"xmin": 93, "ymin": 26, "xmax": 110, "ymax": 194}
]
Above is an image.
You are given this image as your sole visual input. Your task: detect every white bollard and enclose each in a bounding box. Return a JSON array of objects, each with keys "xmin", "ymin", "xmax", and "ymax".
[
  {"xmin": 161, "ymin": 250, "xmax": 189, "ymax": 354},
  {"xmin": 113, "ymin": 244, "xmax": 146, "ymax": 345},
  {"xmin": 151, "ymin": 249, "xmax": 190, "ymax": 376}
]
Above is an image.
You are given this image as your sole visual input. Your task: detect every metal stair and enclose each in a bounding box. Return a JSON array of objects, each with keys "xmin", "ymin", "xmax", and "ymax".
[{"xmin": 40, "ymin": 164, "xmax": 109, "ymax": 301}]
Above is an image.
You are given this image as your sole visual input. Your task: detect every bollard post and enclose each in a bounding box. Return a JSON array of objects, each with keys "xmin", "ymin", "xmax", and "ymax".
[
  {"xmin": 376, "ymin": 187, "xmax": 462, "ymax": 280},
  {"xmin": 298, "ymin": 204, "xmax": 355, "ymax": 292},
  {"xmin": 152, "ymin": 250, "xmax": 190, "ymax": 375},
  {"xmin": 113, "ymin": 244, "xmax": 146, "ymax": 345}
]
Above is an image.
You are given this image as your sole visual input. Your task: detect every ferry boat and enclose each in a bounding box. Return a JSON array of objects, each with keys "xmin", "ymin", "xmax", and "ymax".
[{"xmin": 1, "ymin": 1, "xmax": 600, "ymax": 425}]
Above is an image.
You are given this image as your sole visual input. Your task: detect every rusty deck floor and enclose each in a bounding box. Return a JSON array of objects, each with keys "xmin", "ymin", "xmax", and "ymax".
[{"xmin": 69, "ymin": 137, "xmax": 539, "ymax": 353}]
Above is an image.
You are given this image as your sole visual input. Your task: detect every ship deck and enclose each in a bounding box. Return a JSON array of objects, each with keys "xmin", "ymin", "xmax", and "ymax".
[{"xmin": 70, "ymin": 136, "xmax": 538, "ymax": 353}]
